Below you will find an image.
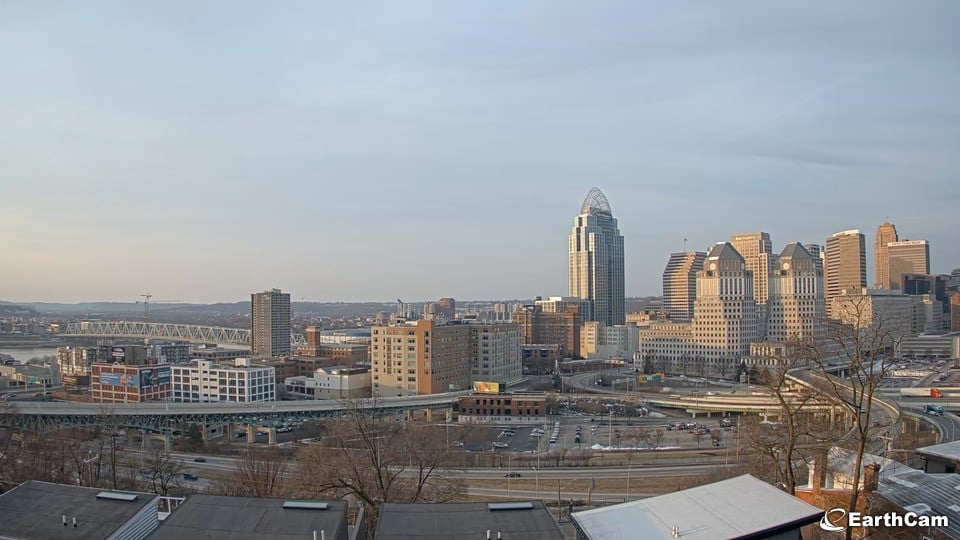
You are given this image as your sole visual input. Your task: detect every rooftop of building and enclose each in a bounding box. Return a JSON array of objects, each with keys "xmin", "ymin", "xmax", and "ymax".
[
  {"xmin": 147, "ymin": 495, "xmax": 348, "ymax": 540},
  {"xmin": 375, "ymin": 501, "xmax": 565, "ymax": 540},
  {"xmin": 580, "ymin": 187, "xmax": 612, "ymax": 217},
  {"xmin": 916, "ymin": 440, "xmax": 960, "ymax": 462},
  {"xmin": 0, "ymin": 481, "xmax": 159, "ymax": 540},
  {"xmin": 572, "ymin": 474, "xmax": 823, "ymax": 540}
]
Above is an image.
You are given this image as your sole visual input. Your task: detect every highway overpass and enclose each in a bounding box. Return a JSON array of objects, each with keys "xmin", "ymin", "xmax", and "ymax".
[{"xmin": 3, "ymin": 393, "xmax": 460, "ymax": 434}]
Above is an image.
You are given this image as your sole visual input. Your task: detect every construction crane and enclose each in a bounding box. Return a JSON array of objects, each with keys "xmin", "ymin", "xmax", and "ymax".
[{"xmin": 135, "ymin": 293, "xmax": 183, "ymax": 314}]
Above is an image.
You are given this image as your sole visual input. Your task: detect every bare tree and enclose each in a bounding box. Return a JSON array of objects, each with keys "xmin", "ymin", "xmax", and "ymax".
[
  {"xmin": 212, "ymin": 447, "xmax": 291, "ymax": 498},
  {"xmin": 142, "ymin": 445, "xmax": 183, "ymax": 495},
  {"xmin": 293, "ymin": 399, "xmax": 465, "ymax": 534},
  {"xmin": 754, "ymin": 337, "xmax": 824, "ymax": 495},
  {"xmin": 806, "ymin": 294, "xmax": 907, "ymax": 540}
]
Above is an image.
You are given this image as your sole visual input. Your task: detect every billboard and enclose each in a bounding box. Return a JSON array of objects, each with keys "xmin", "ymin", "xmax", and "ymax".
[
  {"xmin": 473, "ymin": 381, "xmax": 500, "ymax": 394},
  {"xmin": 99, "ymin": 372, "xmax": 140, "ymax": 387},
  {"xmin": 638, "ymin": 372, "xmax": 665, "ymax": 384},
  {"xmin": 157, "ymin": 367, "xmax": 171, "ymax": 384}
]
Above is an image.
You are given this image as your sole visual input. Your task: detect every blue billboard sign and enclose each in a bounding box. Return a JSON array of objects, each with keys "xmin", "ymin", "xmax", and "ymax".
[
  {"xmin": 99, "ymin": 372, "xmax": 140, "ymax": 387},
  {"xmin": 157, "ymin": 367, "xmax": 171, "ymax": 384}
]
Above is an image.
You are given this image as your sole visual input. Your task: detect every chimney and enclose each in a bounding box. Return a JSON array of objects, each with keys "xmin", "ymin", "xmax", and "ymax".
[
  {"xmin": 62, "ymin": 515, "xmax": 67, "ymax": 527},
  {"xmin": 864, "ymin": 463, "xmax": 881, "ymax": 493},
  {"xmin": 72, "ymin": 517, "xmax": 78, "ymax": 527},
  {"xmin": 672, "ymin": 525, "xmax": 680, "ymax": 538}
]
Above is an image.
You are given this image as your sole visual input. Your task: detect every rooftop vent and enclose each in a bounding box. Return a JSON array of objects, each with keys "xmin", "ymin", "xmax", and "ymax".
[
  {"xmin": 486, "ymin": 502, "xmax": 533, "ymax": 512},
  {"xmin": 283, "ymin": 501, "xmax": 329, "ymax": 510},
  {"xmin": 96, "ymin": 492, "xmax": 139, "ymax": 502}
]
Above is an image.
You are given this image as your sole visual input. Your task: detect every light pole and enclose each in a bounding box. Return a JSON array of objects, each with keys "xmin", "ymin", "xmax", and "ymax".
[{"xmin": 533, "ymin": 467, "xmax": 539, "ymax": 497}]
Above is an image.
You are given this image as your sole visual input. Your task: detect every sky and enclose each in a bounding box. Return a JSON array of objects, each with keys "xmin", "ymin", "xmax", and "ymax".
[{"xmin": 1, "ymin": 1, "xmax": 958, "ymax": 303}]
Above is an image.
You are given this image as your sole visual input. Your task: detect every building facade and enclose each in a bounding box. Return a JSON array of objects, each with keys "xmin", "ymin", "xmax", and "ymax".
[
  {"xmin": 661, "ymin": 251, "xmax": 706, "ymax": 321},
  {"xmin": 766, "ymin": 243, "xmax": 825, "ymax": 343},
  {"xmin": 730, "ymin": 232, "xmax": 774, "ymax": 305},
  {"xmin": 171, "ymin": 359, "xmax": 276, "ymax": 403},
  {"xmin": 457, "ymin": 392, "xmax": 547, "ymax": 424},
  {"xmin": 825, "ymin": 229, "xmax": 867, "ymax": 318},
  {"xmin": 284, "ymin": 366, "xmax": 371, "ymax": 400},
  {"xmin": 251, "ymin": 288, "xmax": 291, "ymax": 357},
  {"xmin": 579, "ymin": 322, "xmax": 639, "ymax": 360},
  {"xmin": 91, "ymin": 363, "xmax": 172, "ymax": 403},
  {"xmin": 886, "ymin": 240, "xmax": 931, "ymax": 291},
  {"xmin": 513, "ymin": 303, "xmax": 581, "ymax": 359},
  {"xmin": 638, "ymin": 242, "xmax": 759, "ymax": 379},
  {"xmin": 831, "ymin": 289, "xmax": 916, "ymax": 348},
  {"xmin": 568, "ymin": 187, "xmax": 625, "ymax": 325},
  {"xmin": 370, "ymin": 320, "xmax": 472, "ymax": 397},
  {"xmin": 370, "ymin": 320, "xmax": 523, "ymax": 397},
  {"xmin": 470, "ymin": 323, "xmax": 523, "ymax": 387},
  {"xmin": 874, "ymin": 221, "xmax": 899, "ymax": 289}
]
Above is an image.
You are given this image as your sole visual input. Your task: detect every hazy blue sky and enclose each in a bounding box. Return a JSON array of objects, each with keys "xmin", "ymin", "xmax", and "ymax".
[{"xmin": 2, "ymin": 2, "xmax": 958, "ymax": 303}]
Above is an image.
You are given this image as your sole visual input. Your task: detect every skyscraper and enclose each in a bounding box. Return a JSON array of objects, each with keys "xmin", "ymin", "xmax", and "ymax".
[
  {"xmin": 825, "ymin": 230, "xmax": 866, "ymax": 317},
  {"xmin": 662, "ymin": 251, "xmax": 706, "ymax": 321},
  {"xmin": 568, "ymin": 187, "xmax": 625, "ymax": 325},
  {"xmin": 874, "ymin": 222, "xmax": 899, "ymax": 288},
  {"xmin": 886, "ymin": 240, "xmax": 930, "ymax": 290},
  {"xmin": 251, "ymin": 288, "xmax": 291, "ymax": 357},
  {"xmin": 730, "ymin": 232, "xmax": 775, "ymax": 305},
  {"xmin": 767, "ymin": 243, "xmax": 825, "ymax": 343},
  {"xmin": 691, "ymin": 242, "xmax": 760, "ymax": 360},
  {"xmin": 804, "ymin": 244, "xmax": 824, "ymax": 276}
]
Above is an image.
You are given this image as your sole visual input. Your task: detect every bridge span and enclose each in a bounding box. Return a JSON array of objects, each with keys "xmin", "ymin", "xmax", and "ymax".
[{"xmin": 61, "ymin": 321, "xmax": 307, "ymax": 348}]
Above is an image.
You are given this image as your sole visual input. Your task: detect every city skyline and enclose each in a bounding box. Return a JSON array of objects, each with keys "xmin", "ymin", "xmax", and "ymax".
[{"xmin": 2, "ymin": 3, "xmax": 958, "ymax": 303}]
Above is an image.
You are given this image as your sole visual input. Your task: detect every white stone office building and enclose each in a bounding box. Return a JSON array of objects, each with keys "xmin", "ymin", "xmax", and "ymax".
[
  {"xmin": 766, "ymin": 243, "xmax": 826, "ymax": 343},
  {"xmin": 171, "ymin": 358, "xmax": 276, "ymax": 403}
]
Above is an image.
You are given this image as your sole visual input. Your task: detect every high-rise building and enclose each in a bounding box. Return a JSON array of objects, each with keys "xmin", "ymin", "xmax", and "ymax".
[
  {"xmin": 886, "ymin": 240, "xmax": 930, "ymax": 291},
  {"xmin": 637, "ymin": 242, "xmax": 759, "ymax": 379},
  {"xmin": 568, "ymin": 187, "xmax": 625, "ymax": 325},
  {"xmin": 767, "ymin": 243, "xmax": 825, "ymax": 343},
  {"xmin": 251, "ymin": 288, "xmax": 292, "ymax": 357},
  {"xmin": 730, "ymin": 232, "xmax": 775, "ymax": 305},
  {"xmin": 951, "ymin": 292, "xmax": 960, "ymax": 331},
  {"xmin": 825, "ymin": 230, "xmax": 866, "ymax": 317},
  {"xmin": 691, "ymin": 242, "xmax": 760, "ymax": 360},
  {"xmin": 437, "ymin": 298, "xmax": 456, "ymax": 319},
  {"xmin": 804, "ymin": 244, "xmax": 824, "ymax": 275},
  {"xmin": 662, "ymin": 251, "xmax": 706, "ymax": 322},
  {"xmin": 902, "ymin": 274, "xmax": 950, "ymax": 331},
  {"xmin": 874, "ymin": 222, "xmax": 899, "ymax": 288}
]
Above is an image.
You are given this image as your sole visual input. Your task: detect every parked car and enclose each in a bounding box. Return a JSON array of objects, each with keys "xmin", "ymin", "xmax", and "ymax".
[
  {"xmin": 505, "ymin": 472, "xmax": 521, "ymax": 478},
  {"xmin": 193, "ymin": 457, "xmax": 206, "ymax": 463},
  {"xmin": 182, "ymin": 473, "xmax": 199, "ymax": 481}
]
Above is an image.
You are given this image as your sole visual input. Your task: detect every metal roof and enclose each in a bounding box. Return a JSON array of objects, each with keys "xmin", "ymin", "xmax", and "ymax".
[
  {"xmin": 147, "ymin": 495, "xmax": 348, "ymax": 540},
  {"xmin": 878, "ymin": 470, "xmax": 960, "ymax": 539},
  {"xmin": 0, "ymin": 481, "xmax": 159, "ymax": 540},
  {"xmin": 915, "ymin": 440, "xmax": 960, "ymax": 462},
  {"xmin": 375, "ymin": 501, "xmax": 564, "ymax": 540},
  {"xmin": 572, "ymin": 475, "xmax": 823, "ymax": 540}
]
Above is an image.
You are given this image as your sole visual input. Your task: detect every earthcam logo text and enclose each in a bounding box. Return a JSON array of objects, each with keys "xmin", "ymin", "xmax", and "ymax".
[{"xmin": 821, "ymin": 507, "xmax": 948, "ymax": 532}]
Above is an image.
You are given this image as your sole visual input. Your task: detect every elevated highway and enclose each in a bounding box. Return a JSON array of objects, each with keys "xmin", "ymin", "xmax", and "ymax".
[{"xmin": 3, "ymin": 393, "xmax": 460, "ymax": 434}]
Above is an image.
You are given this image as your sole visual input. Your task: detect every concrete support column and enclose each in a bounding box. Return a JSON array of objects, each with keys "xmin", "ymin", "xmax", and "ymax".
[
  {"xmin": 445, "ymin": 408, "xmax": 454, "ymax": 422},
  {"xmin": 267, "ymin": 428, "xmax": 277, "ymax": 445},
  {"xmin": 404, "ymin": 410, "xmax": 413, "ymax": 422},
  {"xmin": 425, "ymin": 409, "xmax": 434, "ymax": 422},
  {"xmin": 706, "ymin": 412, "xmax": 712, "ymax": 418},
  {"xmin": 246, "ymin": 425, "xmax": 256, "ymax": 444}
]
